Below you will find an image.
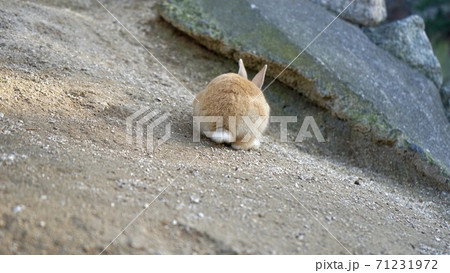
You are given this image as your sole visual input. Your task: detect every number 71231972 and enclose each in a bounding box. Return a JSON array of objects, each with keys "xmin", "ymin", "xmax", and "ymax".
[{"xmin": 376, "ymin": 260, "xmax": 438, "ymax": 270}]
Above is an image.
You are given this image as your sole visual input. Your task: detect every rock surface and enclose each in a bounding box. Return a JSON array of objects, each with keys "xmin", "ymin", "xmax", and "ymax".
[
  {"xmin": 158, "ymin": 0, "xmax": 450, "ymax": 186},
  {"xmin": 310, "ymin": 0, "xmax": 387, "ymax": 26},
  {"xmin": 364, "ymin": 15, "xmax": 443, "ymax": 87}
]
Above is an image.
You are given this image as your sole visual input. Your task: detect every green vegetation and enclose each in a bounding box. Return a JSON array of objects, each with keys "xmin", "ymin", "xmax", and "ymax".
[{"xmin": 415, "ymin": 0, "xmax": 450, "ymax": 82}]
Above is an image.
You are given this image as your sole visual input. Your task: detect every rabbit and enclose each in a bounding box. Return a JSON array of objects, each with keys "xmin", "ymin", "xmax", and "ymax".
[{"xmin": 193, "ymin": 59, "xmax": 270, "ymax": 150}]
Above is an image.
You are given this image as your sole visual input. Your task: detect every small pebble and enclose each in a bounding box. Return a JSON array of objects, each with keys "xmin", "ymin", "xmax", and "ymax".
[
  {"xmin": 13, "ymin": 205, "xmax": 25, "ymax": 213},
  {"xmin": 190, "ymin": 196, "xmax": 200, "ymax": 204},
  {"xmin": 39, "ymin": 221, "xmax": 46, "ymax": 228},
  {"xmin": 144, "ymin": 203, "xmax": 150, "ymax": 209},
  {"xmin": 0, "ymin": 112, "xmax": 4, "ymax": 119},
  {"xmin": 198, "ymin": 212, "xmax": 204, "ymax": 218},
  {"xmin": 172, "ymin": 219, "xmax": 177, "ymax": 225}
]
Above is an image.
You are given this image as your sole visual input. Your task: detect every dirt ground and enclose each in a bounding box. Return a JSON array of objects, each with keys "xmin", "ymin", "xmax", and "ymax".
[{"xmin": 0, "ymin": 0, "xmax": 448, "ymax": 254}]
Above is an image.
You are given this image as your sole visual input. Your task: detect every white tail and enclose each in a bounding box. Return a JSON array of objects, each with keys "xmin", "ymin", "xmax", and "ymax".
[{"xmin": 210, "ymin": 128, "xmax": 233, "ymax": 143}]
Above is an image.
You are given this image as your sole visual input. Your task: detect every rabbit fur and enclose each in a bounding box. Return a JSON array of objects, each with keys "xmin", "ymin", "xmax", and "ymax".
[{"xmin": 193, "ymin": 59, "xmax": 270, "ymax": 150}]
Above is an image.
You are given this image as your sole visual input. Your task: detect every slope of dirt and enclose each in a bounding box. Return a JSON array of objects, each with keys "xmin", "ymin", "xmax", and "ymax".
[{"xmin": 0, "ymin": 0, "xmax": 448, "ymax": 254}]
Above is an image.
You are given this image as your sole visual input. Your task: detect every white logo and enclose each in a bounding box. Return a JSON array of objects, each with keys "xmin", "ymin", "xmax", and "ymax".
[
  {"xmin": 126, "ymin": 107, "xmax": 171, "ymax": 152},
  {"xmin": 193, "ymin": 115, "xmax": 325, "ymax": 143}
]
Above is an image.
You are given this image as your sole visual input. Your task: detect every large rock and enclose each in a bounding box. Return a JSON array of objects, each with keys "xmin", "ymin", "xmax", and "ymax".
[
  {"xmin": 364, "ymin": 15, "xmax": 443, "ymax": 88},
  {"xmin": 310, "ymin": 0, "xmax": 387, "ymax": 26},
  {"xmin": 158, "ymin": 0, "xmax": 450, "ymax": 186}
]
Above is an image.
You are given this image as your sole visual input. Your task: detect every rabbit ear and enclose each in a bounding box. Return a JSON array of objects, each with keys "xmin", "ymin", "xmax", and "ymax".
[
  {"xmin": 252, "ymin": 65, "xmax": 267, "ymax": 89},
  {"xmin": 238, "ymin": 59, "xmax": 248, "ymax": 79}
]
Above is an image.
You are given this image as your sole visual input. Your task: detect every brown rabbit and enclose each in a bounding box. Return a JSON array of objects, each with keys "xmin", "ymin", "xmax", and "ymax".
[{"xmin": 193, "ymin": 59, "xmax": 270, "ymax": 150}]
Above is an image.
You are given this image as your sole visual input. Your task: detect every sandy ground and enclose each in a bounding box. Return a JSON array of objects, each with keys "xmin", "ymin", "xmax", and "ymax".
[{"xmin": 0, "ymin": 0, "xmax": 448, "ymax": 254}]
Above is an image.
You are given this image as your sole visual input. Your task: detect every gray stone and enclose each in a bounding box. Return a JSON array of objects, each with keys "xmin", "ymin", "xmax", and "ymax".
[
  {"xmin": 364, "ymin": 15, "xmax": 443, "ymax": 88},
  {"xmin": 158, "ymin": 0, "xmax": 450, "ymax": 185},
  {"xmin": 310, "ymin": 0, "xmax": 387, "ymax": 26}
]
